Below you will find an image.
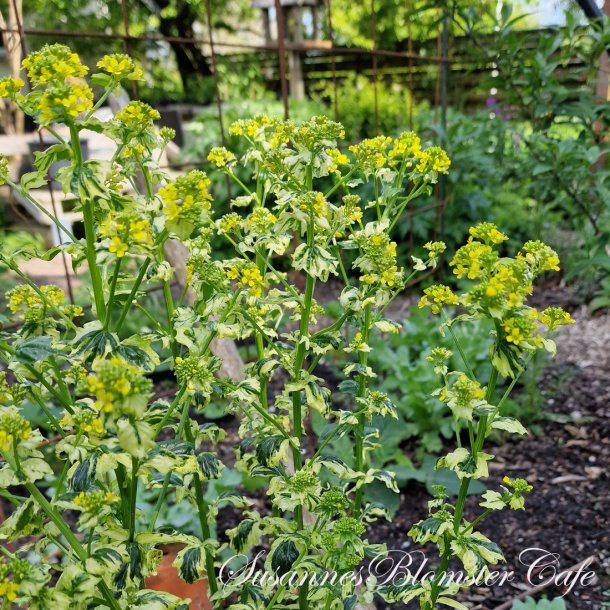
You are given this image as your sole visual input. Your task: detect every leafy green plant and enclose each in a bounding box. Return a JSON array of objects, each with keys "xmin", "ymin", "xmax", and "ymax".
[
  {"xmin": 312, "ymin": 74, "xmax": 424, "ymax": 143},
  {"xmin": 457, "ymin": 6, "xmax": 610, "ymax": 305},
  {"xmin": 0, "ymin": 44, "xmax": 573, "ymax": 610}
]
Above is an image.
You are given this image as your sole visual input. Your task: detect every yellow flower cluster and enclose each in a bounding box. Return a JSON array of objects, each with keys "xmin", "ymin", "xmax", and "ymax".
[
  {"xmin": 98, "ymin": 213, "xmax": 153, "ymax": 259},
  {"xmin": 340, "ymin": 194, "xmax": 363, "ymax": 225},
  {"xmin": 74, "ymin": 490, "xmax": 119, "ymax": 512},
  {"xmin": 502, "ymin": 312, "xmax": 543, "ymax": 349},
  {"xmin": 60, "ymin": 408, "xmax": 104, "ymax": 436},
  {"xmin": 229, "ymin": 115, "xmax": 274, "ymax": 138},
  {"xmin": 216, "ymin": 212, "xmax": 242, "ymax": 235},
  {"xmin": 174, "ymin": 355, "xmax": 215, "ymax": 395},
  {"xmin": 0, "ymin": 410, "xmax": 31, "ymax": 452},
  {"xmin": 326, "ymin": 147, "xmax": 349, "ymax": 173},
  {"xmin": 389, "ymin": 131, "xmax": 422, "ymax": 162},
  {"xmin": 0, "ymin": 76, "xmax": 24, "ymax": 100},
  {"xmin": 469, "ymin": 222, "xmax": 508, "ymax": 245},
  {"xmin": 537, "ymin": 306, "xmax": 575, "ymax": 330},
  {"xmin": 415, "ymin": 146, "xmax": 451, "ymax": 174},
  {"xmin": 38, "ymin": 83, "xmax": 94, "ymax": 125},
  {"xmin": 0, "ymin": 565, "xmax": 18, "ymax": 604},
  {"xmin": 114, "ymin": 101, "xmax": 160, "ymax": 131},
  {"xmin": 207, "ymin": 146, "xmax": 236, "ymax": 168},
  {"xmin": 352, "ymin": 227, "xmax": 401, "ymax": 287},
  {"xmin": 450, "ymin": 241, "xmax": 495, "ymax": 280},
  {"xmin": 7, "ymin": 284, "xmax": 82, "ymax": 323},
  {"xmin": 83, "ymin": 357, "xmax": 152, "ymax": 414},
  {"xmin": 291, "ymin": 116, "xmax": 345, "ymax": 150},
  {"xmin": 349, "ymin": 136, "xmax": 392, "ymax": 174},
  {"xmin": 518, "ymin": 240, "xmax": 560, "ymax": 273},
  {"xmin": 22, "ymin": 44, "xmax": 88, "ymax": 85},
  {"xmin": 159, "ymin": 170, "xmax": 213, "ymax": 223},
  {"xmin": 440, "ymin": 374, "xmax": 485, "ymax": 421},
  {"xmin": 246, "ymin": 207, "xmax": 277, "ymax": 234},
  {"xmin": 418, "ymin": 284, "xmax": 459, "ymax": 314},
  {"xmin": 227, "ymin": 262, "xmax": 264, "ymax": 298},
  {"xmin": 296, "ymin": 191, "xmax": 329, "ymax": 219},
  {"xmin": 96, "ymin": 54, "xmax": 143, "ymax": 80}
]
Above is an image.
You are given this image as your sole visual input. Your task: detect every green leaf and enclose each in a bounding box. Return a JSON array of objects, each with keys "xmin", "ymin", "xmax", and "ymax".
[
  {"xmin": 491, "ymin": 416, "xmax": 528, "ymax": 436},
  {"xmin": 20, "ymin": 171, "xmax": 47, "ymax": 190},
  {"xmin": 256, "ymin": 435, "xmax": 286, "ymax": 467},
  {"xmin": 173, "ymin": 546, "xmax": 205, "ymax": 584},
  {"xmin": 14, "ymin": 336, "xmax": 55, "ymax": 364},
  {"xmin": 270, "ymin": 539, "xmax": 299, "ymax": 577},
  {"xmin": 438, "ymin": 597, "xmax": 470, "ymax": 610},
  {"xmin": 90, "ymin": 72, "xmax": 113, "ymax": 87},
  {"xmin": 70, "ymin": 453, "xmax": 98, "ymax": 492},
  {"xmin": 197, "ymin": 453, "xmax": 222, "ymax": 480}
]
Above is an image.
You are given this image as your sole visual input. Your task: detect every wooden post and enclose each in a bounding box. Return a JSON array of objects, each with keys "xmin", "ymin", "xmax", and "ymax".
[
  {"xmin": 596, "ymin": 0, "xmax": 610, "ymax": 101},
  {"xmin": 0, "ymin": 0, "xmax": 24, "ymax": 135}
]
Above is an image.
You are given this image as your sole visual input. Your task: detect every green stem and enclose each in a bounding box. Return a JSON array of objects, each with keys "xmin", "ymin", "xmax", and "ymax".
[
  {"xmin": 181, "ymin": 404, "xmax": 219, "ymax": 600},
  {"xmin": 443, "ymin": 311, "xmax": 476, "ymax": 379},
  {"xmin": 104, "ymin": 257, "xmax": 123, "ymax": 329},
  {"xmin": 7, "ymin": 180, "xmax": 76, "ymax": 242},
  {"xmin": 114, "ymin": 258, "xmax": 151, "ymax": 332},
  {"xmin": 70, "ymin": 123, "xmax": 106, "ymax": 320},
  {"xmin": 23, "ymin": 478, "xmax": 121, "ymax": 610},
  {"xmin": 354, "ymin": 304, "xmax": 371, "ymax": 512},
  {"xmin": 128, "ymin": 457, "xmax": 139, "ymax": 542},
  {"xmin": 324, "ymin": 166, "xmax": 357, "ymax": 198},
  {"xmin": 24, "ymin": 364, "xmax": 73, "ymax": 413},
  {"xmin": 28, "ymin": 388, "xmax": 65, "ymax": 438}
]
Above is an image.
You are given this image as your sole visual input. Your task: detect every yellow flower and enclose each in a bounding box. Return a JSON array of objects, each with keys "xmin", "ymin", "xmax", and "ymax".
[
  {"xmin": 114, "ymin": 101, "xmax": 160, "ymax": 130},
  {"xmin": 38, "ymin": 83, "xmax": 94, "ymax": 124},
  {"xmin": 469, "ymin": 222, "xmax": 508, "ymax": 245},
  {"xmin": 108, "ymin": 235, "xmax": 128, "ymax": 258},
  {"xmin": 207, "ymin": 146, "xmax": 236, "ymax": 168},
  {"xmin": 349, "ymin": 136, "xmax": 392, "ymax": 174},
  {"xmin": 22, "ymin": 44, "xmax": 88, "ymax": 85},
  {"xmin": 416, "ymin": 146, "xmax": 451, "ymax": 174},
  {"xmin": 0, "ymin": 578, "xmax": 18, "ymax": 602},
  {"xmin": 326, "ymin": 147, "xmax": 349, "ymax": 172},
  {"xmin": 450, "ymin": 241, "xmax": 495, "ymax": 280},
  {"xmin": 0, "ymin": 410, "xmax": 32, "ymax": 452},
  {"xmin": 160, "ymin": 170, "xmax": 213, "ymax": 225},
  {"xmin": 538, "ymin": 307, "xmax": 575, "ymax": 330},
  {"xmin": 389, "ymin": 131, "xmax": 422, "ymax": 162},
  {"xmin": 418, "ymin": 284, "xmax": 459, "ymax": 314},
  {"xmin": 217, "ymin": 213, "xmax": 242, "ymax": 235},
  {"xmin": 0, "ymin": 77, "xmax": 24, "ymax": 100},
  {"xmin": 97, "ymin": 54, "xmax": 143, "ymax": 80},
  {"xmin": 130, "ymin": 219, "xmax": 152, "ymax": 243}
]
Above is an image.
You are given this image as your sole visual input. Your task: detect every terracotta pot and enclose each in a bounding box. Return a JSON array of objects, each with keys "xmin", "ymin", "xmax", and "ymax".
[{"xmin": 145, "ymin": 544, "xmax": 212, "ymax": 610}]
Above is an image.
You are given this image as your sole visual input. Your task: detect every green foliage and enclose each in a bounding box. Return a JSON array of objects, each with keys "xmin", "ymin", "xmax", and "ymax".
[
  {"xmin": 511, "ymin": 597, "xmax": 567, "ymax": 610},
  {"xmin": 312, "ymin": 75, "xmax": 423, "ymax": 142},
  {"xmin": 367, "ymin": 305, "xmax": 492, "ymax": 458},
  {"xmin": 457, "ymin": 6, "xmax": 610, "ymax": 304}
]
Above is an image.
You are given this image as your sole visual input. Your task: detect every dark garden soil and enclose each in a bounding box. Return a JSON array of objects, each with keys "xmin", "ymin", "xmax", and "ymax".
[{"xmin": 369, "ymin": 360, "xmax": 610, "ymax": 610}]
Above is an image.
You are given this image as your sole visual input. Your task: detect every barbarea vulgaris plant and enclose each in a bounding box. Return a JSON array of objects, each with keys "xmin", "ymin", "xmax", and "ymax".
[{"xmin": 0, "ymin": 44, "xmax": 572, "ymax": 610}]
